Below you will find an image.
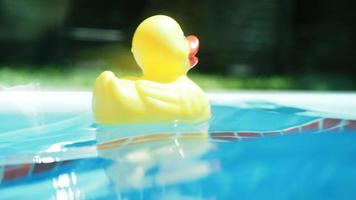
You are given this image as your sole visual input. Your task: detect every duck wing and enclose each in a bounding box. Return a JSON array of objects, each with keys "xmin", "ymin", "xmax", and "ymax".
[
  {"xmin": 136, "ymin": 79, "xmax": 182, "ymax": 114},
  {"xmin": 136, "ymin": 77, "xmax": 209, "ymax": 118}
]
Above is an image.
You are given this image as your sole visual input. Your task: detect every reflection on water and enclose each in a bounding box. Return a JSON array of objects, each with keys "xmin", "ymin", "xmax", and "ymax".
[
  {"xmin": 0, "ymin": 158, "xmax": 114, "ymax": 199},
  {"xmin": 99, "ymin": 134, "xmax": 213, "ymax": 193},
  {"xmin": 0, "ymin": 103, "xmax": 356, "ymax": 199}
]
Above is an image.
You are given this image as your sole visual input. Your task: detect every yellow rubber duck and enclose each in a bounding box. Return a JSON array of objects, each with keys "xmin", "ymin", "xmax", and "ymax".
[{"xmin": 93, "ymin": 15, "xmax": 211, "ymax": 124}]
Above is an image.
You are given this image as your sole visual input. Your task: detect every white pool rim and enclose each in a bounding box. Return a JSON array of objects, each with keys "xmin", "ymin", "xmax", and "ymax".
[{"xmin": 0, "ymin": 90, "xmax": 355, "ymax": 119}]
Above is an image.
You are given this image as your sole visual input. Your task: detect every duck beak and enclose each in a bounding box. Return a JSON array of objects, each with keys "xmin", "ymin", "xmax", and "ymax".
[{"xmin": 186, "ymin": 35, "xmax": 199, "ymax": 68}]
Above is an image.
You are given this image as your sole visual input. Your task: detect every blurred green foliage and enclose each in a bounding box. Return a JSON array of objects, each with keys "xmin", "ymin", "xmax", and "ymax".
[{"xmin": 0, "ymin": 0, "xmax": 355, "ymax": 90}]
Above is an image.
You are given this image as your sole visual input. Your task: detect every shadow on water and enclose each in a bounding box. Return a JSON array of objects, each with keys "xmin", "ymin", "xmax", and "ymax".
[{"xmin": 1, "ymin": 103, "xmax": 356, "ymax": 199}]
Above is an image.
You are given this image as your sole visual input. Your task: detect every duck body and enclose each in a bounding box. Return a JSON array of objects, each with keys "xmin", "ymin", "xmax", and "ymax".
[
  {"xmin": 93, "ymin": 15, "xmax": 211, "ymax": 124},
  {"xmin": 93, "ymin": 71, "xmax": 210, "ymax": 124}
]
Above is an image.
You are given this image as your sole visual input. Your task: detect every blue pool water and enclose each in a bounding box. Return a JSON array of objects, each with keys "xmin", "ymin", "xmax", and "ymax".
[{"xmin": 1, "ymin": 102, "xmax": 356, "ymax": 199}]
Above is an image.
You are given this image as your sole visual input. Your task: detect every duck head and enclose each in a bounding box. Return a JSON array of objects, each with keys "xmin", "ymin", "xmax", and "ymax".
[{"xmin": 132, "ymin": 15, "xmax": 199, "ymax": 82}]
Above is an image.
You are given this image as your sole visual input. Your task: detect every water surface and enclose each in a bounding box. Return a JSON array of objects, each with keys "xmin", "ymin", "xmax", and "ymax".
[{"xmin": 1, "ymin": 102, "xmax": 356, "ymax": 199}]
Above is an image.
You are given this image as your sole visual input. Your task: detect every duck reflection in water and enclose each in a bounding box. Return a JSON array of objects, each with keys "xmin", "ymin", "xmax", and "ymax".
[{"xmin": 96, "ymin": 124, "xmax": 219, "ymax": 198}]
